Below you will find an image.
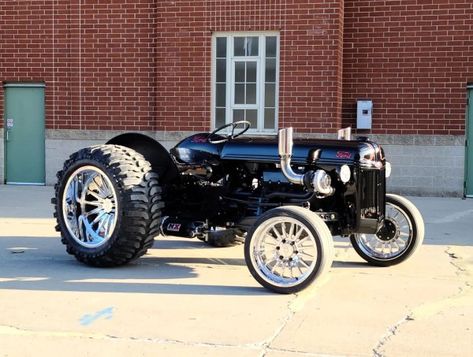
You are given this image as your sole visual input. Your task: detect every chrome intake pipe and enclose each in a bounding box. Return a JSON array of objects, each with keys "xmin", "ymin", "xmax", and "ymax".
[
  {"xmin": 278, "ymin": 128, "xmax": 305, "ymax": 186},
  {"xmin": 278, "ymin": 127, "xmax": 334, "ymax": 196}
]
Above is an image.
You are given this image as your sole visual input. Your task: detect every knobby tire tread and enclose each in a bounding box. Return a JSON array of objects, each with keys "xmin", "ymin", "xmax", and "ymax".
[{"xmin": 52, "ymin": 144, "xmax": 163, "ymax": 267}]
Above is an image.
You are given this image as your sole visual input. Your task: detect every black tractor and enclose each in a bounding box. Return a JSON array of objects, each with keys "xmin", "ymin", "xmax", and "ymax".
[{"xmin": 52, "ymin": 121, "xmax": 424, "ymax": 293}]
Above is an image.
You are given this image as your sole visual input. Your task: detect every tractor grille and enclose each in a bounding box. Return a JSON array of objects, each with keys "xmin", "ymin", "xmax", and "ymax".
[{"xmin": 358, "ymin": 167, "xmax": 386, "ymax": 222}]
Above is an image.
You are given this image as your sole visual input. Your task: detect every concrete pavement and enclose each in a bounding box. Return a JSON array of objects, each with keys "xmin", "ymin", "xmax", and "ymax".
[{"xmin": 0, "ymin": 185, "xmax": 472, "ymax": 356}]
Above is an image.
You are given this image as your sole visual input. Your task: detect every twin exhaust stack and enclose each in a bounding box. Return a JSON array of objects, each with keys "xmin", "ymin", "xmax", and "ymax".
[{"xmin": 278, "ymin": 127, "xmax": 334, "ymax": 196}]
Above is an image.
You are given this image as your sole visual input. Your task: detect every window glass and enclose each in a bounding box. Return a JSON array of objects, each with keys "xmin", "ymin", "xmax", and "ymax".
[
  {"xmin": 265, "ymin": 84, "xmax": 275, "ymax": 107},
  {"xmin": 215, "ymin": 108, "xmax": 225, "ymax": 127},
  {"xmin": 265, "ymin": 59, "xmax": 276, "ymax": 83},
  {"xmin": 264, "ymin": 109, "xmax": 275, "ymax": 129},
  {"xmin": 234, "ymin": 36, "xmax": 258, "ymax": 56},
  {"xmin": 216, "ymin": 59, "xmax": 226, "ymax": 83},
  {"xmin": 233, "ymin": 109, "xmax": 245, "ymax": 122},
  {"xmin": 246, "ymin": 110, "xmax": 258, "ymax": 128},
  {"xmin": 246, "ymin": 84, "xmax": 256, "ymax": 104},
  {"xmin": 216, "ymin": 37, "xmax": 227, "ymax": 58},
  {"xmin": 266, "ymin": 37, "xmax": 277, "ymax": 58},
  {"xmin": 235, "ymin": 62, "xmax": 245, "ymax": 82},
  {"xmin": 235, "ymin": 84, "xmax": 245, "ymax": 104},
  {"xmin": 216, "ymin": 84, "xmax": 226, "ymax": 107},
  {"xmin": 246, "ymin": 62, "xmax": 257, "ymax": 82}
]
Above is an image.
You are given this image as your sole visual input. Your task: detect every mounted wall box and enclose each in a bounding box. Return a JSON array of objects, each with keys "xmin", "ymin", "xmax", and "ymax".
[{"xmin": 357, "ymin": 100, "xmax": 373, "ymax": 129}]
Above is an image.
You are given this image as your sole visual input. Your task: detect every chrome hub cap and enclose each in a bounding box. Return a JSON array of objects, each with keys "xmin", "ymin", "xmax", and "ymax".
[
  {"xmin": 250, "ymin": 217, "xmax": 318, "ymax": 288},
  {"xmin": 355, "ymin": 203, "xmax": 412, "ymax": 260},
  {"xmin": 62, "ymin": 166, "xmax": 118, "ymax": 248}
]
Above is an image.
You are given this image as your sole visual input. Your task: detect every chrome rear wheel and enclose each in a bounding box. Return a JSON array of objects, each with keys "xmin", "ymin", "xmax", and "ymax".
[
  {"xmin": 62, "ymin": 166, "xmax": 118, "ymax": 249},
  {"xmin": 53, "ymin": 145, "xmax": 163, "ymax": 267}
]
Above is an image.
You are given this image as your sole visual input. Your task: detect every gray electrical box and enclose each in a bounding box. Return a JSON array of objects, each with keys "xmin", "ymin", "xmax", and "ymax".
[{"xmin": 357, "ymin": 100, "xmax": 373, "ymax": 129}]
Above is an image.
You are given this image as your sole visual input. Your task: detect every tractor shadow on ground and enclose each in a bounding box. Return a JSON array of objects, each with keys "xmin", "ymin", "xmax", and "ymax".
[
  {"xmin": 0, "ymin": 236, "xmax": 386, "ymax": 297},
  {"xmin": 0, "ymin": 236, "xmax": 267, "ymax": 296}
]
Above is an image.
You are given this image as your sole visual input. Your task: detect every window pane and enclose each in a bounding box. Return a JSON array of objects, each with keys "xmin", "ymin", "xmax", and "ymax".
[
  {"xmin": 264, "ymin": 108, "xmax": 275, "ymax": 129},
  {"xmin": 234, "ymin": 36, "xmax": 259, "ymax": 56},
  {"xmin": 265, "ymin": 59, "xmax": 276, "ymax": 82},
  {"xmin": 234, "ymin": 37, "xmax": 245, "ymax": 56},
  {"xmin": 246, "ymin": 84, "xmax": 256, "ymax": 104},
  {"xmin": 265, "ymin": 83, "xmax": 275, "ymax": 107},
  {"xmin": 235, "ymin": 84, "xmax": 245, "ymax": 104},
  {"xmin": 216, "ymin": 59, "xmax": 226, "ymax": 83},
  {"xmin": 215, "ymin": 108, "xmax": 225, "ymax": 127},
  {"xmin": 247, "ymin": 37, "xmax": 258, "ymax": 56},
  {"xmin": 233, "ymin": 109, "xmax": 245, "ymax": 122},
  {"xmin": 246, "ymin": 109, "xmax": 258, "ymax": 128},
  {"xmin": 266, "ymin": 37, "xmax": 277, "ymax": 57},
  {"xmin": 216, "ymin": 37, "xmax": 227, "ymax": 58},
  {"xmin": 216, "ymin": 84, "xmax": 226, "ymax": 107},
  {"xmin": 246, "ymin": 61, "xmax": 257, "ymax": 82},
  {"xmin": 235, "ymin": 62, "xmax": 245, "ymax": 82}
]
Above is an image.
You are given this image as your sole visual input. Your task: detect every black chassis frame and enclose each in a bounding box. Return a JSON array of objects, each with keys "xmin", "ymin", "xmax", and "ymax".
[{"xmin": 107, "ymin": 131, "xmax": 387, "ymax": 238}]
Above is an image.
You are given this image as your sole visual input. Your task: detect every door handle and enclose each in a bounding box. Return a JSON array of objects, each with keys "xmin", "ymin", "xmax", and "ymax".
[{"xmin": 6, "ymin": 129, "xmax": 10, "ymax": 142}]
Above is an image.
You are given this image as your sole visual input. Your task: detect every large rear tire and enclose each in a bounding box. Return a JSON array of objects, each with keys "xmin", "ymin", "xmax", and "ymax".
[
  {"xmin": 52, "ymin": 145, "xmax": 163, "ymax": 266},
  {"xmin": 244, "ymin": 206, "xmax": 334, "ymax": 294},
  {"xmin": 350, "ymin": 194, "xmax": 424, "ymax": 267}
]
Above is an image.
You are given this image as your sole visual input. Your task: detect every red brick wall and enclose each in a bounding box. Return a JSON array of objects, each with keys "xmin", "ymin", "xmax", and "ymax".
[
  {"xmin": 0, "ymin": 1, "xmax": 53, "ymax": 128},
  {"xmin": 2, "ymin": 1, "xmax": 470, "ymax": 136},
  {"xmin": 343, "ymin": 0, "xmax": 473, "ymax": 135},
  {"xmin": 156, "ymin": 0, "xmax": 343, "ymax": 133},
  {"xmin": 0, "ymin": 0, "xmax": 157, "ymax": 131},
  {"xmin": 0, "ymin": 1, "xmax": 343, "ymax": 133}
]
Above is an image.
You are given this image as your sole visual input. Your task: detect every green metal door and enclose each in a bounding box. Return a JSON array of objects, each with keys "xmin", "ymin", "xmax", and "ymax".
[
  {"xmin": 3, "ymin": 83, "xmax": 45, "ymax": 185},
  {"xmin": 466, "ymin": 86, "xmax": 473, "ymax": 197}
]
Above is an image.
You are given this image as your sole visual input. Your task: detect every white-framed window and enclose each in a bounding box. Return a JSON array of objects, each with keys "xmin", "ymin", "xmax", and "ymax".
[{"xmin": 212, "ymin": 32, "xmax": 279, "ymax": 134}]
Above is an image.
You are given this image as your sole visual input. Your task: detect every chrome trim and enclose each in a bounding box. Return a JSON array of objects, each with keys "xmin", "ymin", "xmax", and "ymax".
[
  {"xmin": 278, "ymin": 128, "xmax": 304, "ymax": 185},
  {"xmin": 312, "ymin": 170, "xmax": 334, "ymax": 196},
  {"xmin": 62, "ymin": 165, "xmax": 118, "ymax": 249},
  {"xmin": 249, "ymin": 216, "xmax": 319, "ymax": 288}
]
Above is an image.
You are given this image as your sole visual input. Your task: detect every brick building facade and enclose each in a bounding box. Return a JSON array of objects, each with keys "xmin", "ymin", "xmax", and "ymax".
[{"xmin": 1, "ymin": 1, "xmax": 472, "ymax": 195}]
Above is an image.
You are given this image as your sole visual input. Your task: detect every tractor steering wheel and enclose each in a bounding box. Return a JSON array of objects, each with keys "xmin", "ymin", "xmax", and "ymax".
[{"xmin": 208, "ymin": 121, "xmax": 251, "ymax": 144}]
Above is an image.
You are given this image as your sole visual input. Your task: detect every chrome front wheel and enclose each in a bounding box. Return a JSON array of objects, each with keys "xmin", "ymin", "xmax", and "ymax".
[
  {"xmin": 351, "ymin": 194, "xmax": 424, "ymax": 266},
  {"xmin": 245, "ymin": 206, "xmax": 333, "ymax": 294}
]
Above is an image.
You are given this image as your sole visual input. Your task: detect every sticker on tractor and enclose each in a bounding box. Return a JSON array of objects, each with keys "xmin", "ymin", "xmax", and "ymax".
[
  {"xmin": 336, "ymin": 151, "xmax": 352, "ymax": 159},
  {"xmin": 167, "ymin": 223, "xmax": 182, "ymax": 232}
]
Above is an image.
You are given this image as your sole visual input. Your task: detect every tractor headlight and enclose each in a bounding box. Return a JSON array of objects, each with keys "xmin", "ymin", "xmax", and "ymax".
[
  {"xmin": 339, "ymin": 164, "xmax": 351, "ymax": 184},
  {"xmin": 385, "ymin": 162, "xmax": 392, "ymax": 178}
]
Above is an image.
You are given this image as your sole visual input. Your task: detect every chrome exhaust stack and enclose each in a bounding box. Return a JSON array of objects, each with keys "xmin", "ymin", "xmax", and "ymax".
[
  {"xmin": 278, "ymin": 127, "xmax": 334, "ymax": 196},
  {"xmin": 278, "ymin": 128, "xmax": 304, "ymax": 186}
]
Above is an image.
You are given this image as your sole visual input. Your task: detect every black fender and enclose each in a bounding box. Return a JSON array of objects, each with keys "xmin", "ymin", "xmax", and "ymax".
[{"xmin": 106, "ymin": 133, "xmax": 179, "ymax": 184}]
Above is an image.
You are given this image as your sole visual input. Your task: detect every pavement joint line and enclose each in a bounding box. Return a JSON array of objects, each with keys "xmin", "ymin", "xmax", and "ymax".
[
  {"xmin": 0, "ymin": 324, "xmax": 265, "ymax": 352},
  {"xmin": 373, "ymin": 245, "xmax": 473, "ymax": 357},
  {"xmin": 372, "ymin": 314, "xmax": 413, "ymax": 357},
  {"xmin": 260, "ymin": 274, "xmax": 333, "ymax": 357},
  {"xmin": 265, "ymin": 346, "xmax": 349, "ymax": 357}
]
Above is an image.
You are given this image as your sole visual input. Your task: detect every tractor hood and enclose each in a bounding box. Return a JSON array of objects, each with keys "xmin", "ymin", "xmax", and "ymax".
[{"xmin": 172, "ymin": 133, "xmax": 385, "ymax": 167}]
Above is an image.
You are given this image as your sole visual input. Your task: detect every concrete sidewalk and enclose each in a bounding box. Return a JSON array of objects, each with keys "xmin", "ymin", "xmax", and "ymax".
[{"xmin": 0, "ymin": 185, "xmax": 472, "ymax": 356}]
